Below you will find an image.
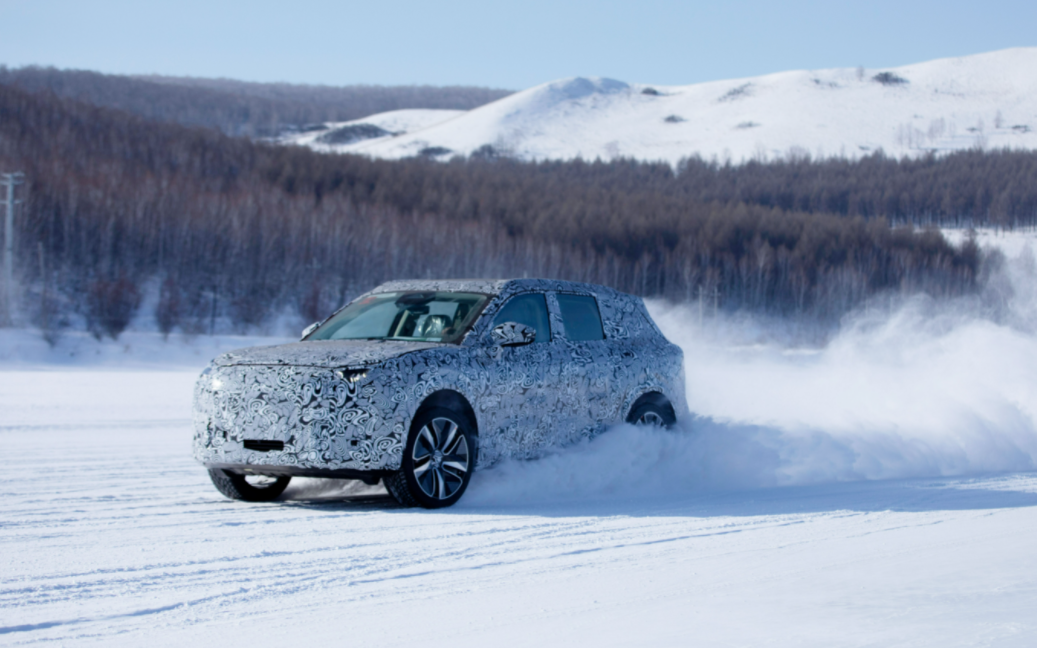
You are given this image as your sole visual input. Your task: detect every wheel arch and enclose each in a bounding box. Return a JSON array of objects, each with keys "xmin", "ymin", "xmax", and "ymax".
[{"xmin": 416, "ymin": 389, "xmax": 477, "ymax": 427}]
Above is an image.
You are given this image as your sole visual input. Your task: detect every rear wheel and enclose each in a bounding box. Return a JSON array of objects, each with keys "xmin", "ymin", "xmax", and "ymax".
[
  {"xmin": 208, "ymin": 469, "xmax": 291, "ymax": 502},
  {"xmin": 385, "ymin": 407, "xmax": 474, "ymax": 509},
  {"xmin": 627, "ymin": 398, "xmax": 676, "ymax": 428}
]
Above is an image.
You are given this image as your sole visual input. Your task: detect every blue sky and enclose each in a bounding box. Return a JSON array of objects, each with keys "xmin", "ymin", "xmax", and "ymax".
[{"xmin": 1, "ymin": 0, "xmax": 1034, "ymax": 89}]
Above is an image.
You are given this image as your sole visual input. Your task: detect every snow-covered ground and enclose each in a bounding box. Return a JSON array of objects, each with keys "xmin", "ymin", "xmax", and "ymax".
[
  {"xmin": 282, "ymin": 48, "xmax": 1037, "ymax": 165},
  {"xmin": 2, "ymin": 229, "xmax": 1037, "ymax": 645}
]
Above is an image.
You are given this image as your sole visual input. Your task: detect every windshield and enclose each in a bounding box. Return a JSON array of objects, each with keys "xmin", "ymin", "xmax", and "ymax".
[{"xmin": 306, "ymin": 291, "xmax": 490, "ymax": 344}]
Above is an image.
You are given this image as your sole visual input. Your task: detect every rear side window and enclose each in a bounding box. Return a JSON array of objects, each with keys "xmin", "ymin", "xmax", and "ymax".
[
  {"xmin": 557, "ymin": 294, "xmax": 605, "ymax": 341},
  {"xmin": 493, "ymin": 293, "xmax": 552, "ymax": 342}
]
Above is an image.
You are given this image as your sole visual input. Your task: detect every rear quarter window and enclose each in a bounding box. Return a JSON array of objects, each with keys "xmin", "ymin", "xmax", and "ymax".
[{"xmin": 556, "ymin": 293, "xmax": 605, "ymax": 341}]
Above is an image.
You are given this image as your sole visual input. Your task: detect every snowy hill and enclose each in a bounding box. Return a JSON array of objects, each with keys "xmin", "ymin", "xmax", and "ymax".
[{"xmin": 283, "ymin": 48, "xmax": 1037, "ymax": 164}]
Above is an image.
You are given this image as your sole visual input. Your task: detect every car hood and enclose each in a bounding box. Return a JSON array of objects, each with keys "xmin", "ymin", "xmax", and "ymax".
[{"xmin": 212, "ymin": 339, "xmax": 444, "ymax": 369}]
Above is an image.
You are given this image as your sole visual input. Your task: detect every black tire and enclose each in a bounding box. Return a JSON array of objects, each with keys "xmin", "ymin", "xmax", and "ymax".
[
  {"xmin": 627, "ymin": 399, "xmax": 677, "ymax": 428},
  {"xmin": 385, "ymin": 407, "xmax": 475, "ymax": 509},
  {"xmin": 207, "ymin": 468, "xmax": 291, "ymax": 502}
]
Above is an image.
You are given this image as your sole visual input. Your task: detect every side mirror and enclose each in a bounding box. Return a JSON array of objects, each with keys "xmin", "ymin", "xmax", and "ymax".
[
  {"xmin": 301, "ymin": 321, "xmax": 320, "ymax": 340},
  {"xmin": 491, "ymin": 322, "xmax": 536, "ymax": 347}
]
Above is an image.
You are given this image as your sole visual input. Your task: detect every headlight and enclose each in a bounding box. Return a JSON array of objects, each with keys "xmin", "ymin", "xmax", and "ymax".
[
  {"xmin": 335, "ymin": 368, "xmax": 369, "ymax": 383},
  {"xmin": 200, "ymin": 364, "xmax": 222, "ymax": 390}
]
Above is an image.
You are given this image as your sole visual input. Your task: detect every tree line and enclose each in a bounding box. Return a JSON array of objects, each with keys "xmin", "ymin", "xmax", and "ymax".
[
  {"xmin": 0, "ymin": 66, "xmax": 512, "ymax": 137},
  {"xmin": 673, "ymin": 152, "xmax": 1037, "ymax": 227},
  {"xmin": 0, "ymin": 82, "xmax": 1000, "ymax": 341}
]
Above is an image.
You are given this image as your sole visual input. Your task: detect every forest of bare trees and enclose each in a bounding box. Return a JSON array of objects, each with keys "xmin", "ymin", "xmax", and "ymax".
[
  {"xmin": 4, "ymin": 79, "xmax": 1032, "ymax": 341},
  {"xmin": 0, "ymin": 66, "xmax": 512, "ymax": 137}
]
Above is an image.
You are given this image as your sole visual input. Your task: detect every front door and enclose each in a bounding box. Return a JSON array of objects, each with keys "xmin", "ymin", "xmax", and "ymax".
[{"xmin": 480, "ymin": 292, "xmax": 569, "ymax": 459}]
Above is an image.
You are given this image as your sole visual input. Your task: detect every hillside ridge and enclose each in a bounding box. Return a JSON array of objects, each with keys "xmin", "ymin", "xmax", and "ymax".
[{"xmin": 285, "ymin": 47, "xmax": 1037, "ymax": 163}]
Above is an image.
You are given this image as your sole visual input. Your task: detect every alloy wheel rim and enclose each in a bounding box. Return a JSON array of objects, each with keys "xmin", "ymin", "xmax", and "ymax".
[
  {"xmin": 412, "ymin": 417, "xmax": 469, "ymax": 500},
  {"xmin": 637, "ymin": 411, "xmax": 665, "ymax": 427}
]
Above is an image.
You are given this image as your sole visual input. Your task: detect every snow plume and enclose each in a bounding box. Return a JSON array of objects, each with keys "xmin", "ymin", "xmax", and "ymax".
[{"xmin": 465, "ymin": 234, "xmax": 1037, "ymax": 506}]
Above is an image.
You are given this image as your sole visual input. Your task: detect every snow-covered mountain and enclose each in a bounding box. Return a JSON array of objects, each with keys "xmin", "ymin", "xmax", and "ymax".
[{"xmin": 284, "ymin": 48, "xmax": 1037, "ymax": 164}]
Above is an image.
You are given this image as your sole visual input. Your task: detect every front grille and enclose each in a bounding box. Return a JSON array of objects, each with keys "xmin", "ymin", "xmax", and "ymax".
[{"xmin": 243, "ymin": 440, "xmax": 285, "ymax": 452}]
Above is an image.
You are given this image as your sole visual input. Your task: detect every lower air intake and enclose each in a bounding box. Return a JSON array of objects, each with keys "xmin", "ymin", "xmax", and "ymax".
[{"xmin": 243, "ymin": 440, "xmax": 285, "ymax": 452}]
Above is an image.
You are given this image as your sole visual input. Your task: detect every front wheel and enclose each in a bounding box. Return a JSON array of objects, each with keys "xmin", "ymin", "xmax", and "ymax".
[
  {"xmin": 208, "ymin": 468, "xmax": 291, "ymax": 502},
  {"xmin": 385, "ymin": 407, "xmax": 475, "ymax": 509}
]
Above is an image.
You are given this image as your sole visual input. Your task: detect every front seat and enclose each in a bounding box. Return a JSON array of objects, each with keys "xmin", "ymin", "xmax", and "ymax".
[{"xmin": 418, "ymin": 314, "xmax": 450, "ymax": 338}]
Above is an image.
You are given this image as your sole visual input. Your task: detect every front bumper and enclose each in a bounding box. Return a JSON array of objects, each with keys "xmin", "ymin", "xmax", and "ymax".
[
  {"xmin": 205, "ymin": 462, "xmax": 391, "ymax": 484},
  {"xmin": 192, "ymin": 364, "xmax": 406, "ymax": 472}
]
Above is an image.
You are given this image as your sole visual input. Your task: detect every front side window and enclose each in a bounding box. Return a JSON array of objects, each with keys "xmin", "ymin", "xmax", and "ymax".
[
  {"xmin": 308, "ymin": 291, "xmax": 488, "ymax": 343},
  {"xmin": 556, "ymin": 293, "xmax": 604, "ymax": 341},
  {"xmin": 492, "ymin": 293, "xmax": 551, "ymax": 343}
]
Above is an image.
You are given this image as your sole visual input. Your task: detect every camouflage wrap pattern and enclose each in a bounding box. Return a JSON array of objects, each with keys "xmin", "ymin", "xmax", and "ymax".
[{"xmin": 193, "ymin": 279, "xmax": 686, "ymax": 472}]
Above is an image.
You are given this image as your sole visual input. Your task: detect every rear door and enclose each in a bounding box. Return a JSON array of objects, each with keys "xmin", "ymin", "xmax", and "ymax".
[{"xmin": 549, "ymin": 292, "xmax": 613, "ymax": 445}]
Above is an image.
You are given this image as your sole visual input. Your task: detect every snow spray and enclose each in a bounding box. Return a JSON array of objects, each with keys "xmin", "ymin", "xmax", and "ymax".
[{"xmin": 465, "ymin": 233, "xmax": 1037, "ymax": 505}]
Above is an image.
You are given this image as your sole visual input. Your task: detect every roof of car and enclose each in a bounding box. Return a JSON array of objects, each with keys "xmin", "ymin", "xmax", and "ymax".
[{"xmin": 370, "ymin": 278, "xmax": 624, "ymax": 298}]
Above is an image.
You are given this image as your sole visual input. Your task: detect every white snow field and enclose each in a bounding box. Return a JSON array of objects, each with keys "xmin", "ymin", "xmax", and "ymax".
[
  {"xmin": 3, "ymin": 230, "xmax": 1037, "ymax": 646},
  {"xmin": 283, "ymin": 47, "xmax": 1037, "ymax": 165}
]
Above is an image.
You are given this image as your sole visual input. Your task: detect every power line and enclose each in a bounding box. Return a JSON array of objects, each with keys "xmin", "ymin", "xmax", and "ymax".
[{"xmin": 2, "ymin": 172, "xmax": 25, "ymax": 326}]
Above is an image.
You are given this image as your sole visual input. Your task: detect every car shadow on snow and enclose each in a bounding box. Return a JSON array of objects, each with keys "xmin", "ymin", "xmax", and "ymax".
[
  {"xmin": 268, "ymin": 472, "xmax": 1037, "ymax": 519},
  {"xmin": 658, "ymin": 474, "xmax": 1037, "ymax": 518},
  {"xmin": 452, "ymin": 416, "xmax": 1037, "ymax": 519},
  {"xmin": 267, "ymin": 417, "xmax": 1037, "ymax": 518},
  {"xmin": 276, "ymin": 477, "xmax": 401, "ymax": 510},
  {"xmin": 453, "ymin": 472, "xmax": 1037, "ymax": 519}
]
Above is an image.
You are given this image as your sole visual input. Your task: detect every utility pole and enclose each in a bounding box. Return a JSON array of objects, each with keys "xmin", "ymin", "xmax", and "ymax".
[{"xmin": 2, "ymin": 172, "xmax": 25, "ymax": 326}]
